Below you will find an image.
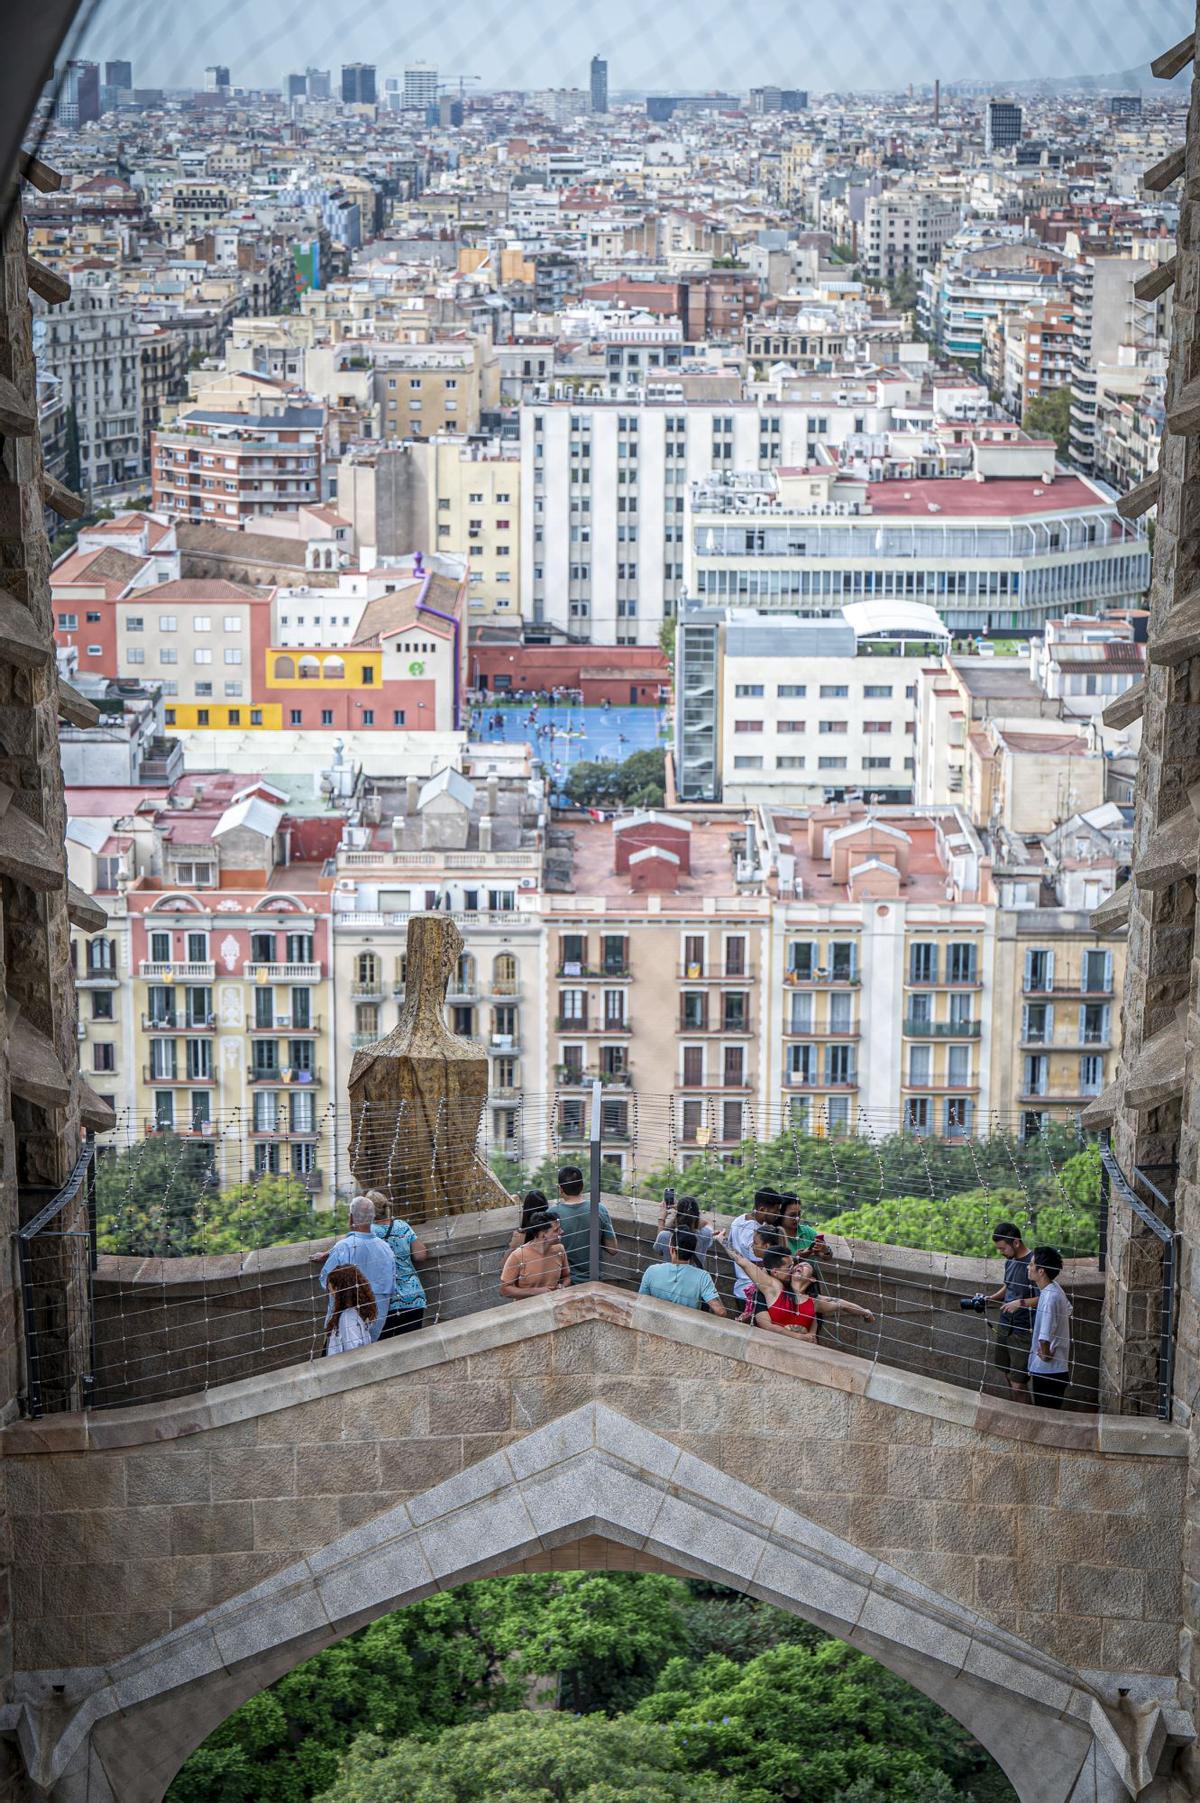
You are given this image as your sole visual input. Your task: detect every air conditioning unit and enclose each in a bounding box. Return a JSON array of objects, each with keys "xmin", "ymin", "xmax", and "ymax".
[
  {"xmin": 277, "ymin": 1014, "xmax": 291, "ymax": 1027},
  {"xmin": 519, "ymin": 876, "xmax": 537, "ymax": 890}
]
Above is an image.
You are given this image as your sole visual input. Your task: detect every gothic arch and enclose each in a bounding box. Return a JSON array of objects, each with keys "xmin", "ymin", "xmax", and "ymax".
[{"xmin": 17, "ymin": 1405, "xmax": 1139, "ymax": 1803}]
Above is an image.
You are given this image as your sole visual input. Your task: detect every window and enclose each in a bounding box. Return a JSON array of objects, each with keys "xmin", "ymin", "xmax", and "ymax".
[
  {"xmin": 947, "ymin": 1044, "xmax": 972, "ymax": 1087},
  {"xmin": 722, "ymin": 992, "xmax": 747, "ymax": 1030},
  {"xmin": 159, "ymin": 616, "xmax": 177, "ymax": 632},
  {"xmin": 734, "ymin": 720, "xmax": 762, "ymax": 733},
  {"xmin": 290, "ymin": 710, "xmax": 303, "ymax": 726},
  {"xmin": 1080, "ymin": 1054, "xmax": 1104, "ymax": 1095},
  {"xmin": 863, "ymin": 684, "xmax": 893, "ymax": 698},
  {"xmin": 733, "ymin": 756, "xmax": 764, "ymax": 770},
  {"xmin": 910, "ymin": 942, "xmax": 938, "ymax": 984},
  {"xmin": 127, "ymin": 648, "xmax": 145, "ymax": 664},
  {"xmin": 92, "ymin": 1042, "xmax": 116, "ymax": 1073},
  {"xmin": 126, "ymin": 616, "xmax": 143, "ymax": 632},
  {"xmin": 818, "ymin": 720, "xmax": 847, "ymax": 734},
  {"xmin": 223, "ymin": 616, "xmax": 242, "ymax": 632},
  {"xmin": 735, "ymin": 684, "xmax": 765, "ymax": 697},
  {"xmin": 1023, "ymin": 1055, "xmax": 1049, "ymax": 1097},
  {"xmin": 160, "ymin": 648, "xmax": 178, "ymax": 665},
  {"xmin": 681, "ymin": 992, "xmax": 707, "ymax": 1030},
  {"xmin": 826, "ymin": 1044, "xmax": 853, "ymax": 1085},
  {"xmin": 58, "ymin": 613, "xmax": 78, "ymax": 630},
  {"xmin": 194, "ymin": 616, "xmax": 211, "ymax": 632},
  {"xmin": 682, "ymin": 1046, "xmax": 704, "ymax": 1087},
  {"xmin": 224, "ymin": 648, "xmax": 243, "ymax": 665},
  {"xmin": 905, "ymin": 1097, "xmax": 931, "ymax": 1136},
  {"xmin": 778, "ymin": 684, "xmax": 806, "ymax": 697},
  {"xmin": 91, "ymin": 990, "xmax": 114, "ymax": 1021},
  {"xmin": 86, "ymin": 644, "xmax": 102, "ymax": 656},
  {"xmin": 321, "ymin": 709, "xmax": 333, "ymax": 726},
  {"xmin": 1024, "ymin": 949, "xmax": 1053, "ymax": 993},
  {"xmin": 392, "ymin": 710, "xmax": 406, "ymax": 726},
  {"xmin": 196, "ymin": 709, "xmax": 209, "ymax": 725},
  {"xmin": 819, "ymin": 684, "xmax": 849, "ymax": 698},
  {"xmin": 947, "ymin": 942, "xmax": 977, "ymax": 984},
  {"xmin": 362, "ymin": 710, "xmax": 374, "ymax": 725},
  {"xmin": 224, "ymin": 681, "xmax": 243, "ymax": 697},
  {"xmin": 863, "ymin": 721, "xmax": 891, "ymax": 734},
  {"xmin": 195, "ymin": 682, "xmax": 213, "ymax": 697},
  {"xmin": 1083, "ymin": 948, "xmax": 1112, "ymax": 992},
  {"xmin": 227, "ymin": 709, "xmax": 241, "ymax": 726},
  {"xmin": 817, "ymin": 757, "xmax": 846, "ymax": 770}
]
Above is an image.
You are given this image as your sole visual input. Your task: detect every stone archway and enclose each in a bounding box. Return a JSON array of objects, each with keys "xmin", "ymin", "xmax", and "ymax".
[{"xmin": 11, "ymin": 1405, "xmax": 1163, "ymax": 1803}]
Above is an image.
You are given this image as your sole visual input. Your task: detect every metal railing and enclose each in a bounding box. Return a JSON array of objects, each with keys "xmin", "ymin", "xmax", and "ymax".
[
  {"xmin": 1098, "ymin": 1137, "xmax": 1177, "ymax": 1421},
  {"xmin": 18, "ymin": 1136, "xmax": 97, "ymax": 1419}
]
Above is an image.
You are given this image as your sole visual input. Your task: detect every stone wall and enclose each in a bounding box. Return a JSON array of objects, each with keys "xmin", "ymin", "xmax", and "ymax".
[
  {"xmin": 2, "ymin": 1288, "xmax": 1184, "ymax": 1691},
  {"xmin": 88, "ymin": 1196, "xmax": 1105, "ymax": 1411}
]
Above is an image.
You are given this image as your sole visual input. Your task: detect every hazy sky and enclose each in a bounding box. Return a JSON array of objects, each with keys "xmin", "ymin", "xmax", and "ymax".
[{"xmin": 74, "ymin": 0, "xmax": 1190, "ymax": 95}]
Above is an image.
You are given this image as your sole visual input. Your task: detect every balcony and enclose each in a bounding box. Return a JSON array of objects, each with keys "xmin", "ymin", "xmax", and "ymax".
[
  {"xmin": 350, "ymin": 1032, "xmax": 380, "ymax": 1050},
  {"xmin": 555, "ymin": 1018, "xmax": 632, "ymax": 1034},
  {"xmin": 783, "ymin": 1024, "xmax": 861, "ymax": 1039},
  {"xmin": 555, "ymin": 1068, "xmax": 632, "ymax": 1088},
  {"xmin": 245, "ymin": 963, "xmax": 322, "ymax": 983},
  {"xmin": 678, "ymin": 1017, "xmax": 754, "ymax": 1035},
  {"xmin": 489, "ymin": 1036, "xmax": 522, "ymax": 1053},
  {"xmin": 77, "ymin": 966, "xmax": 119, "ymax": 987},
  {"xmin": 902, "ymin": 1019, "xmax": 982, "ymax": 1038},
  {"xmin": 249, "ymin": 1069, "xmax": 322, "ymax": 1086},
  {"xmin": 906, "ymin": 976, "xmax": 981, "ymax": 991},
  {"xmin": 139, "ymin": 961, "xmax": 216, "ymax": 981},
  {"xmin": 487, "ymin": 978, "xmax": 521, "ymax": 998},
  {"xmin": 1022, "ymin": 980, "xmax": 1114, "ymax": 998},
  {"xmin": 679, "ymin": 964, "xmax": 757, "ymax": 982},
  {"xmin": 350, "ymin": 981, "xmax": 385, "ymax": 1001},
  {"xmin": 784, "ymin": 969, "xmax": 859, "ymax": 988},
  {"xmin": 783, "ymin": 1075, "xmax": 857, "ymax": 1091},
  {"xmin": 247, "ymin": 1016, "xmax": 320, "ymax": 1034},
  {"xmin": 143, "ymin": 1067, "xmax": 216, "ymax": 1086},
  {"xmin": 142, "ymin": 1015, "xmax": 217, "ymax": 1033},
  {"xmin": 902, "ymin": 1080, "xmax": 980, "ymax": 1094},
  {"xmin": 557, "ymin": 963, "xmax": 631, "ymax": 980}
]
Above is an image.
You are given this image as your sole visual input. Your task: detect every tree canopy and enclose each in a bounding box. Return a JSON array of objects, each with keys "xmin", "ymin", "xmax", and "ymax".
[
  {"xmin": 170, "ymin": 1574, "xmax": 1014, "ymax": 1803},
  {"xmin": 1022, "ymin": 385, "xmax": 1071, "ymax": 455},
  {"xmin": 95, "ymin": 1139, "xmax": 330, "ymax": 1258},
  {"xmin": 563, "ymin": 748, "xmax": 666, "ymax": 811}
]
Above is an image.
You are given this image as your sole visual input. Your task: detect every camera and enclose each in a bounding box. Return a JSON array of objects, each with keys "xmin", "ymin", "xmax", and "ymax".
[
  {"xmin": 662, "ymin": 1187, "xmax": 675, "ymax": 1208},
  {"xmin": 958, "ymin": 1293, "xmax": 987, "ymax": 1314}
]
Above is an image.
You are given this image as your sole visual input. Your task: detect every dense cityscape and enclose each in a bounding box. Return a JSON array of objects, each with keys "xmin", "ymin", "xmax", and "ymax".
[
  {"xmin": 30, "ymin": 51, "xmax": 1176, "ymax": 1171},
  {"xmin": 0, "ymin": 19, "xmax": 1194, "ymax": 1803}
]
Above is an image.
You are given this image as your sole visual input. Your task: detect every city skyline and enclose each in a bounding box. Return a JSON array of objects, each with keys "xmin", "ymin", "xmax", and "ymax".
[{"xmin": 70, "ymin": 0, "xmax": 1190, "ymax": 96}]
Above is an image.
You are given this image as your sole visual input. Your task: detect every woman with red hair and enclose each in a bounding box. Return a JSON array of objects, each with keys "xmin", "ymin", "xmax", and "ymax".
[{"xmin": 322, "ymin": 1263, "xmax": 377, "ymax": 1357}]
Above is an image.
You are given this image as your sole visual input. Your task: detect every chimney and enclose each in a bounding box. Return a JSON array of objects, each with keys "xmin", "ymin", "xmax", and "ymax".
[
  {"xmin": 406, "ymin": 775, "xmax": 420, "ymax": 814},
  {"xmin": 479, "ymin": 814, "xmax": 493, "ymax": 852},
  {"xmin": 486, "ymin": 775, "xmax": 499, "ymax": 812}
]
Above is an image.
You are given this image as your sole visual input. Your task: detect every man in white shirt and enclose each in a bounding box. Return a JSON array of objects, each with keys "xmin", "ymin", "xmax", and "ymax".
[
  {"xmin": 725, "ymin": 1187, "xmax": 785, "ymax": 1309},
  {"xmin": 1027, "ymin": 1246, "xmax": 1072, "ymax": 1409}
]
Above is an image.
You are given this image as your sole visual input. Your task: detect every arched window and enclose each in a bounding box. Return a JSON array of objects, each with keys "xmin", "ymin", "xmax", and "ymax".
[
  {"xmin": 324, "ymin": 548, "xmax": 334, "ymax": 569},
  {"xmin": 493, "ymin": 952, "xmax": 517, "ymax": 995},
  {"xmin": 323, "ymin": 656, "xmax": 345, "ymax": 680},
  {"xmin": 355, "ymin": 952, "xmax": 379, "ymax": 990},
  {"xmin": 273, "ymin": 654, "xmax": 295, "ymax": 679},
  {"xmin": 455, "ymin": 952, "xmax": 475, "ymax": 993},
  {"xmin": 298, "ymin": 656, "xmax": 320, "ymax": 681}
]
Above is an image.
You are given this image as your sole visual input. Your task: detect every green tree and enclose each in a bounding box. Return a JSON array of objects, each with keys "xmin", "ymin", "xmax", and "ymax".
[
  {"xmin": 635, "ymin": 1641, "xmax": 1007, "ymax": 1803},
  {"xmin": 564, "ymin": 748, "xmax": 666, "ymax": 811},
  {"xmin": 316, "ymin": 1714, "xmax": 726, "ymax": 1803},
  {"xmin": 1022, "ymin": 386, "xmax": 1072, "ymax": 456},
  {"xmin": 95, "ymin": 1132, "xmax": 219, "ymax": 1257},
  {"xmin": 197, "ymin": 1174, "xmax": 326, "ymax": 1253},
  {"xmin": 821, "ymin": 1190, "xmax": 1098, "ymax": 1259},
  {"xmin": 657, "ymin": 615, "xmax": 677, "ymax": 674}
]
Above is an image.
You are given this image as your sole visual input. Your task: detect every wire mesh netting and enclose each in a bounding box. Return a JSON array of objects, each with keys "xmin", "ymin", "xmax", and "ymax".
[{"xmin": 13, "ymin": 1095, "xmax": 1121, "ymax": 1416}]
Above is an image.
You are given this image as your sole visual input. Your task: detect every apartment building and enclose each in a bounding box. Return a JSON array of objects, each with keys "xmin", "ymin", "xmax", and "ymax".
[
  {"xmin": 152, "ymin": 407, "xmax": 326, "ymax": 522},
  {"xmin": 1067, "ymin": 254, "xmax": 1169, "ymax": 473},
  {"xmin": 373, "ymin": 341, "xmax": 495, "ymax": 441},
  {"xmin": 861, "ymin": 191, "xmax": 960, "ymax": 285},
  {"xmin": 34, "ymin": 279, "xmax": 144, "ymax": 490},
  {"xmin": 1001, "ymin": 304, "xmax": 1075, "ymax": 415},
  {"xmin": 684, "ymin": 457, "xmax": 1149, "ymax": 635},
  {"xmin": 520, "ymin": 397, "xmax": 841, "ymax": 645},
  {"xmin": 338, "ymin": 439, "xmax": 520, "ymax": 623},
  {"xmin": 328, "ymin": 761, "xmax": 546, "ymax": 1145},
  {"xmin": 921, "ymin": 252, "xmax": 1066, "ymax": 366},
  {"xmin": 990, "ymin": 912, "xmax": 1125, "ymax": 1136},
  {"xmin": 544, "ymin": 813, "xmax": 772, "ymax": 1172},
  {"xmin": 675, "ymin": 603, "xmax": 949, "ymax": 805},
  {"xmin": 66, "ymin": 775, "xmax": 336, "ymax": 1184}
]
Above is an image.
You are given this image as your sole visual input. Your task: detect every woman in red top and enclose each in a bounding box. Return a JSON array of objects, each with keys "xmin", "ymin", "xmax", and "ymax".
[{"xmin": 719, "ymin": 1240, "xmax": 876, "ymax": 1340}]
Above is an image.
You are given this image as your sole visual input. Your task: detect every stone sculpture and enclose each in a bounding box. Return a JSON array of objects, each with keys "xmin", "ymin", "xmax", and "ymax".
[{"xmin": 348, "ymin": 911, "xmax": 511, "ymax": 1221}]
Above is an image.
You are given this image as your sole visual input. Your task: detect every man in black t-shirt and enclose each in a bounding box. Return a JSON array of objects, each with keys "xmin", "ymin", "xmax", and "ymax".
[{"xmin": 986, "ymin": 1221, "xmax": 1036, "ymax": 1403}]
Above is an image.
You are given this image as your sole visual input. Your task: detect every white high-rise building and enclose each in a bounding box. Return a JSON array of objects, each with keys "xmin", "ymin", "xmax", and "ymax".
[
  {"xmin": 34, "ymin": 277, "xmax": 144, "ymax": 490},
  {"xmin": 403, "ymin": 64, "xmax": 438, "ymax": 111}
]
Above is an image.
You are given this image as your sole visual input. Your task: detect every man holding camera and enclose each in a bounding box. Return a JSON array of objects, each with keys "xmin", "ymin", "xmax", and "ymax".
[{"xmin": 986, "ymin": 1221, "xmax": 1037, "ymax": 1403}]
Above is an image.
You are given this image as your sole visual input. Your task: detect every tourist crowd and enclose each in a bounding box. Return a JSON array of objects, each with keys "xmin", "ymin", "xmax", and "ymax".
[{"xmin": 315, "ymin": 1178, "xmax": 1073, "ymax": 1408}]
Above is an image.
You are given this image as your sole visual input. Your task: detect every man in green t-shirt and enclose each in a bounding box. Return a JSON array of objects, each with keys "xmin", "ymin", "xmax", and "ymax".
[
  {"xmin": 553, "ymin": 1164, "xmax": 618, "ymax": 1285},
  {"xmin": 639, "ymin": 1230, "xmax": 727, "ymax": 1314}
]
